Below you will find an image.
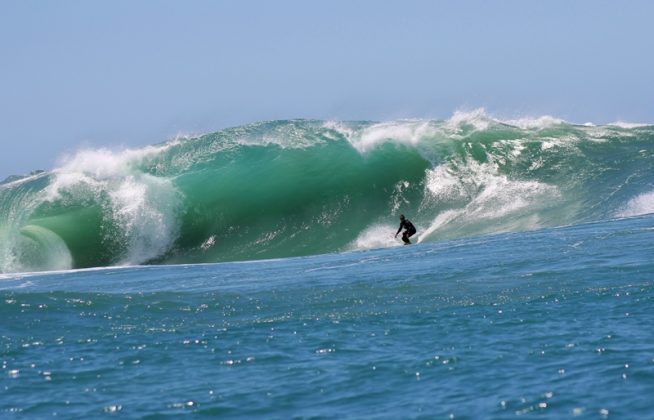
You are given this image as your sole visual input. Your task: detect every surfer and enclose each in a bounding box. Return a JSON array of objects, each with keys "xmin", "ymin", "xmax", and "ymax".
[{"xmin": 395, "ymin": 214, "xmax": 417, "ymax": 245}]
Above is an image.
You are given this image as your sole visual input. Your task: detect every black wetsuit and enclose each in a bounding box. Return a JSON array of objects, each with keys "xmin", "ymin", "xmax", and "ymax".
[{"xmin": 396, "ymin": 219, "xmax": 417, "ymax": 244}]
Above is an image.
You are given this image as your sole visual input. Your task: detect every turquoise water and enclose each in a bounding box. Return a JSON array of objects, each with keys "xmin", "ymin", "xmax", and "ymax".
[
  {"xmin": 2, "ymin": 214, "xmax": 653, "ymax": 417},
  {"xmin": 2, "ymin": 113, "xmax": 653, "ymax": 273}
]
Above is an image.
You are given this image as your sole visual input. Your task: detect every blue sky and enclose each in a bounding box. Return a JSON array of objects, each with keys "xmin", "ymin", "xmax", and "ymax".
[{"xmin": 1, "ymin": 0, "xmax": 653, "ymax": 178}]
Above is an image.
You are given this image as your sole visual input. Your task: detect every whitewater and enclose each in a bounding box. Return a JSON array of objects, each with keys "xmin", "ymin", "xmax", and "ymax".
[{"xmin": 1, "ymin": 110, "xmax": 654, "ymax": 417}]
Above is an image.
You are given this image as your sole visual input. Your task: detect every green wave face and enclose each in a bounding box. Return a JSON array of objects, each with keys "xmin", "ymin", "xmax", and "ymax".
[{"xmin": 2, "ymin": 115, "xmax": 654, "ymax": 273}]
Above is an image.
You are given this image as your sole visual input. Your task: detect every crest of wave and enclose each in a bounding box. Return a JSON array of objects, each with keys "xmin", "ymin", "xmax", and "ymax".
[{"xmin": 327, "ymin": 108, "xmax": 568, "ymax": 155}]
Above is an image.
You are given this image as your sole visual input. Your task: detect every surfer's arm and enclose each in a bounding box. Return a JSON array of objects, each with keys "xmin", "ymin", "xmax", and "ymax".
[{"xmin": 395, "ymin": 224, "xmax": 403, "ymax": 236}]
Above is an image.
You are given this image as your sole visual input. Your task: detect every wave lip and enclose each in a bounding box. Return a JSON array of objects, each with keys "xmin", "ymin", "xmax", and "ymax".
[{"xmin": 609, "ymin": 121, "xmax": 652, "ymax": 129}]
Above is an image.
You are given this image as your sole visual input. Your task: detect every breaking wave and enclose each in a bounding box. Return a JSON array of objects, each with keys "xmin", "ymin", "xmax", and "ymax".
[{"xmin": 2, "ymin": 110, "xmax": 653, "ymax": 273}]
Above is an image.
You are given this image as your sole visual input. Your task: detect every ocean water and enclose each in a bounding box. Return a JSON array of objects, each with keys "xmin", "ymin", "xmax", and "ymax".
[
  {"xmin": 1, "ymin": 214, "xmax": 653, "ymax": 417},
  {"xmin": 1, "ymin": 111, "xmax": 654, "ymax": 417}
]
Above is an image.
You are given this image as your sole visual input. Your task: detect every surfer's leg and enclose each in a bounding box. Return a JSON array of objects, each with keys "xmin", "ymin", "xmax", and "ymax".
[{"xmin": 402, "ymin": 232, "xmax": 411, "ymax": 244}]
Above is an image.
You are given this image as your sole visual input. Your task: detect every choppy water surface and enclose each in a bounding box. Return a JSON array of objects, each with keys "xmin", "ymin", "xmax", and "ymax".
[{"xmin": 2, "ymin": 214, "xmax": 653, "ymax": 417}]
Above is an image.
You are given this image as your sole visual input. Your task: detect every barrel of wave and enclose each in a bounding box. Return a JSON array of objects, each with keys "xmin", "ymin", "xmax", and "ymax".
[
  {"xmin": 1, "ymin": 225, "xmax": 73, "ymax": 273},
  {"xmin": 0, "ymin": 145, "xmax": 183, "ymax": 273},
  {"xmin": 0, "ymin": 173, "xmax": 74, "ymax": 273}
]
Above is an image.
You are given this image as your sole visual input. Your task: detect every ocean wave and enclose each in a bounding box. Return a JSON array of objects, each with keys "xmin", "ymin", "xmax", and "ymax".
[{"xmin": 2, "ymin": 112, "xmax": 653, "ymax": 273}]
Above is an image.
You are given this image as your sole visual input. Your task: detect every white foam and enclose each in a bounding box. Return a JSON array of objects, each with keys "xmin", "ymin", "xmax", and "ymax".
[
  {"xmin": 539, "ymin": 134, "xmax": 580, "ymax": 150},
  {"xmin": 504, "ymin": 115, "xmax": 565, "ymax": 130},
  {"xmin": 48, "ymin": 145, "xmax": 169, "ymax": 197},
  {"xmin": 349, "ymin": 224, "xmax": 403, "ymax": 250},
  {"xmin": 108, "ymin": 175, "xmax": 180, "ymax": 265},
  {"xmin": 44, "ymin": 145, "xmax": 182, "ymax": 266},
  {"xmin": 417, "ymin": 209, "xmax": 461, "ymax": 242},
  {"xmin": 323, "ymin": 121, "xmax": 354, "ymax": 141},
  {"xmin": 609, "ymin": 121, "xmax": 651, "ymax": 129},
  {"xmin": 445, "ymin": 108, "xmax": 492, "ymax": 132},
  {"xmin": 349, "ymin": 120, "xmax": 438, "ymax": 153},
  {"xmin": 445, "ymin": 108, "xmax": 570, "ymax": 131},
  {"xmin": 421, "ymin": 160, "xmax": 559, "ymax": 241},
  {"xmin": 326, "ymin": 113, "xmax": 650, "ymax": 157},
  {"xmin": 325, "ymin": 109, "xmax": 495, "ymax": 154},
  {"xmin": 328, "ymin": 109, "xmax": 576, "ymax": 156},
  {"xmin": 618, "ymin": 190, "xmax": 654, "ymax": 218}
]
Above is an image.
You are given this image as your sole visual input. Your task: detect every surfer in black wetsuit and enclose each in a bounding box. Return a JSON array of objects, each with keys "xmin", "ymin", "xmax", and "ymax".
[{"xmin": 395, "ymin": 214, "xmax": 417, "ymax": 245}]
